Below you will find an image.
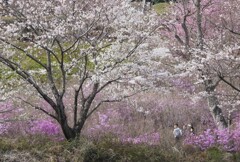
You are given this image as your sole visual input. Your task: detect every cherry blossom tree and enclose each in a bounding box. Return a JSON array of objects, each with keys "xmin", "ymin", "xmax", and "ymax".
[
  {"xmin": 0, "ymin": 0, "xmax": 160, "ymax": 139},
  {"xmin": 161, "ymin": 0, "xmax": 240, "ymax": 129}
]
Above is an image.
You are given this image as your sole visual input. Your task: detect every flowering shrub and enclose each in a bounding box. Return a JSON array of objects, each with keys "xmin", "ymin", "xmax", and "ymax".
[
  {"xmin": 29, "ymin": 119, "xmax": 61, "ymax": 136},
  {"xmin": 0, "ymin": 102, "xmax": 61, "ymax": 136},
  {"xmin": 184, "ymin": 129, "xmax": 215, "ymax": 150},
  {"xmin": 0, "ymin": 101, "xmax": 23, "ymax": 135},
  {"xmin": 85, "ymin": 110, "xmax": 124, "ymax": 139},
  {"xmin": 84, "ymin": 108, "xmax": 161, "ymax": 145},
  {"xmin": 0, "ymin": 122, "xmax": 10, "ymax": 135},
  {"xmin": 184, "ymin": 124, "xmax": 240, "ymax": 152}
]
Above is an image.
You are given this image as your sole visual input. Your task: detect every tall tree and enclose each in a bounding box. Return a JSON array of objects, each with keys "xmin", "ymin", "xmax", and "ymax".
[
  {"xmin": 161, "ymin": 0, "xmax": 240, "ymax": 129},
  {"xmin": 0, "ymin": 0, "xmax": 159, "ymax": 139}
]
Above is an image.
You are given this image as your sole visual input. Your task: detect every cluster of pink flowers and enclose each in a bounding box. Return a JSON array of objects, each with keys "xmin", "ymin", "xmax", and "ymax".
[
  {"xmin": 29, "ymin": 119, "xmax": 61, "ymax": 136},
  {"xmin": 184, "ymin": 129, "xmax": 215, "ymax": 150},
  {"xmin": 0, "ymin": 101, "xmax": 61, "ymax": 137},
  {"xmin": 184, "ymin": 124, "xmax": 240, "ymax": 152},
  {"xmin": 0, "ymin": 122, "xmax": 10, "ymax": 135},
  {"xmin": 85, "ymin": 110, "xmax": 160, "ymax": 145}
]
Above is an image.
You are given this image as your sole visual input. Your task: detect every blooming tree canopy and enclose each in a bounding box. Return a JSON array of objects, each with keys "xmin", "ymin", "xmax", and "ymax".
[
  {"xmin": 161, "ymin": 0, "xmax": 240, "ymax": 129},
  {"xmin": 0, "ymin": 0, "xmax": 162, "ymax": 139}
]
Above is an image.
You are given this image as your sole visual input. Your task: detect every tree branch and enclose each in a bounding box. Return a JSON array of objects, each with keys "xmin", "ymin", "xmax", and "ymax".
[
  {"xmin": 19, "ymin": 97, "xmax": 58, "ymax": 120},
  {"xmin": 86, "ymin": 89, "xmax": 147, "ymax": 118},
  {"xmin": 218, "ymin": 74, "xmax": 240, "ymax": 93},
  {"xmin": 0, "ymin": 37, "xmax": 47, "ymax": 70},
  {"xmin": 46, "ymin": 51, "xmax": 60, "ymax": 99},
  {"xmin": 0, "ymin": 55, "xmax": 57, "ymax": 111}
]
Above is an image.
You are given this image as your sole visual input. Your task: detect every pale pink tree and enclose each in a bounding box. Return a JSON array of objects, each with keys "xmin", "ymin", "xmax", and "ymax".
[
  {"xmin": 0, "ymin": 0, "xmax": 161, "ymax": 139},
  {"xmin": 161, "ymin": 0, "xmax": 240, "ymax": 129}
]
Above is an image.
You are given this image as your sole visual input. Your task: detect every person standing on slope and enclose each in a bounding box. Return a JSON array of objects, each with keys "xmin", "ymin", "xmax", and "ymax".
[{"xmin": 173, "ymin": 123, "xmax": 183, "ymax": 148}]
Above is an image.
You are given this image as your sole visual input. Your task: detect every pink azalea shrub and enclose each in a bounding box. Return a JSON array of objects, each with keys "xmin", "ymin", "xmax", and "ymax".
[
  {"xmin": 0, "ymin": 122, "xmax": 10, "ymax": 135},
  {"xmin": 184, "ymin": 123, "xmax": 240, "ymax": 152},
  {"xmin": 0, "ymin": 101, "xmax": 24, "ymax": 135},
  {"xmin": 0, "ymin": 100, "xmax": 61, "ymax": 136},
  {"xmin": 184, "ymin": 129, "xmax": 215, "ymax": 150},
  {"xmin": 85, "ymin": 109, "xmax": 160, "ymax": 145},
  {"xmin": 82, "ymin": 92, "xmax": 214, "ymax": 146},
  {"xmin": 29, "ymin": 119, "xmax": 61, "ymax": 136}
]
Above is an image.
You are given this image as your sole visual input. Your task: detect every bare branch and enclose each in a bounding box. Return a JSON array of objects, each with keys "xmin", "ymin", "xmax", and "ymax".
[
  {"xmin": 218, "ymin": 74, "xmax": 240, "ymax": 93},
  {"xmin": 19, "ymin": 97, "xmax": 58, "ymax": 120},
  {"xmin": 0, "ymin": 37, "xmax": 47, "ymax": 69},
  {"xmin": 87, "ymin": 88, "xmax": 147, "ymax": 118},
  {"xmin": 63, "ymin": 18, "xmax": 99, "ymax": 53},
  {"xmin": 31, "ymin": 39, "xmax": 61, "ymax": 64},
  {"xmin": 86, "ymin": 99, "xmax": 121, "ymax": 118},
  {"xmin": 46, "ymin": 51, "xmax": 60, "ymax": 99},
  {"xmin": 0, "ymin": 55, "xmax": 57, "ymax": 111},
  {"xmin": 96, "ymin": 77, "xmax": 121, "ymax": 94},
  {"xmin": 55, "ymin": 39, "xmax": 66, "ymax": 97}
]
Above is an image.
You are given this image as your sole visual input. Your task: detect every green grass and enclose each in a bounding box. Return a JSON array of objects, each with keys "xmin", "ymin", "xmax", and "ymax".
[
  {"xmin": 153, "ymin": 2, "xmax": 170, "ymax": 14},
  {"xmin": 1, "ymin": 135, "xmax": 239, "ymax": 162}
]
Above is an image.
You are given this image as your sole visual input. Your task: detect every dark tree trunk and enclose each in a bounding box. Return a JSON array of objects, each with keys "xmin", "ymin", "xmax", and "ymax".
[
  {"xmin": 60, "ymin": 121, "xmax": 76, "ymax": 140},
  {"xmin": 57, "ymin": 103, "xmax": 78, "ymax": 140},
  {"xmin": 207, "ymin": 94, "xmax": 228, "ymax": 129},
  {"xmin": 194, "ymin": 0, "xmax": 227, "ymax": 129},
  {"xmin": 205, "ymin": 79, "xmax": 227, "ymax": 129}
]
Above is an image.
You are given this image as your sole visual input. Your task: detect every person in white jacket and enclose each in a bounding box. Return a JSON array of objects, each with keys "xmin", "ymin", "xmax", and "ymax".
[{"xmin": 173, "ymin": 123, "xmax": 183, "ymax": 148}]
